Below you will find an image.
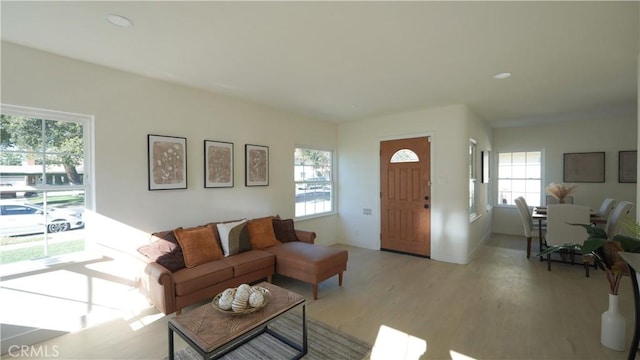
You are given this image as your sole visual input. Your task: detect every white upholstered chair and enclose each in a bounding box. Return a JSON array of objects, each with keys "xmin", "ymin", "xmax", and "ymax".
[
  {"xmin": 597, "ymin": 198, "xmax": 617, "ymax": 221},
  {"xmin": 545, "ymin": 204, "xmax": 591, "ymax": 275},
  {"xmin": 514, "ymin": 196, "xmax": 543, "ymax": 259}
]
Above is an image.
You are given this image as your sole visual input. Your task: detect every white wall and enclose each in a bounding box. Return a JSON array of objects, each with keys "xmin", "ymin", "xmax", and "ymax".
[
  {"xmin": 1, "ymin": 42, "xmax": 339, "ymax": 252},
  {"xmin": 466, "ymin": 107, "xmax": 493, "ymax": 257},
  {"xmin": 493, "ymin": 114, "xmax": 637, "ymax": 236},
  {"xmin": 337, "ymin": 104, "xmax": 492, "ymax": 264}
]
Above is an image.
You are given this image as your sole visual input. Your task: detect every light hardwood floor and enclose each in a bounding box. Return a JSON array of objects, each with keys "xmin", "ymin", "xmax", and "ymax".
[{"xmin": 1, "ymin": 233, "xmax": 635, "ymax": 359}]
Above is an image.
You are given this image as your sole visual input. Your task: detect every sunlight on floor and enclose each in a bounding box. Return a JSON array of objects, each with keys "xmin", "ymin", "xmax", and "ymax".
[
  {"xmin": 126, "ymin": 311, "xmax": 165, "ymax": 331},
  {"xmin": 450, "ymin": 349, "xmax": 477, "ymax": 360},
  {"xmin": 0, "ymin": 252, "xmax": 154, "ymax": 348},
  {"xmin": 370, "ymin": 325, "xmax": 427, "ymax": 360},
  {"xmin": 1, "ymin": 211, "xmax": 167, "ymax": 355}
]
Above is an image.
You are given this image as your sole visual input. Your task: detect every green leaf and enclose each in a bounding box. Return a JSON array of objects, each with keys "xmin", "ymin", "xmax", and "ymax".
[
  {"xmin": 613, "ymin": 235, "xmax": 640, "ymax": 252},
  {"xmin": 537, "ymin": 247, "xmax": 560, "ymax": 257},
  {"xmin": 568, "ymin": 223, "xmax": 607, "ymax": 239},
  {"xmin": 536, "ymin": 243, "xmax": 581, "ymax": 257},
  {"xmin": 581, "ymin": 238, "xmax": 608, "ymax": 254}
]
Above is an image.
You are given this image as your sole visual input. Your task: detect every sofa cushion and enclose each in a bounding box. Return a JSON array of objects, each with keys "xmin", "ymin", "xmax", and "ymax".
[
  {"xmin": 174, "ymin": 224, "xmax": 224, "ymax": 268},
  {"xmin": 137, "ymin": 230, "xmax": 186, "ymax": 272},
  {"xmin": 222, "ymin": 250, "xmax": 275, "ymax": 277},
  {"xmin": 272, "ymin": 218, "xmax": 299, "ymax": 243},
  {"xmin": 217, "ymin": 219, "xmax": 251, "ymax": 257},
  {"xmin": 172, "ymin": 261, "xmax": 234, "ymax": 296},
  {"xmin": 247, "ymin": 217, "xmax": 281, "ymax": 250}
]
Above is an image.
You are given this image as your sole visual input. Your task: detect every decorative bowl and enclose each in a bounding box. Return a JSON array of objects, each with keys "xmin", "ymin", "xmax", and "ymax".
[{"xmin": 212, "ymin": 286, "xmax": 271, "ymax": 315}]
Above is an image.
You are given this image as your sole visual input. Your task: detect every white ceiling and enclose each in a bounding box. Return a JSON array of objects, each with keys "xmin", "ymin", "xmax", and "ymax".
[{"xmin": 1, "ymin": 1, "xmax": 638, "ymax": 127}]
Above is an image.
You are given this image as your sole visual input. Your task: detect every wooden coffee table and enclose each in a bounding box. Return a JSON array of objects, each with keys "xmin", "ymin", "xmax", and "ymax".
[{"xmin": 168, "ymin": 282, "xmax": 306, "ymax": 360}]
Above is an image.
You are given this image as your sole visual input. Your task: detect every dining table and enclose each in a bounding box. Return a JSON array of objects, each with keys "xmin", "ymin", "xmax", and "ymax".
[{"xmin": 531, "ymin": 206, "xmax": 606, "ymax": 258}]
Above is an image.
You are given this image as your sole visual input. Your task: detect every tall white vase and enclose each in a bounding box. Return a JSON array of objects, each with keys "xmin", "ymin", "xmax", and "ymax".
[{"xmin": 601, "ymin": 293, "xmax": 626, "ymax": 351}]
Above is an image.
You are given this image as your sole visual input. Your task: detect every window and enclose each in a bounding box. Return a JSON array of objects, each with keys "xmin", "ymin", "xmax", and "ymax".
[
  {"xmin": 0, "ymin": 104, "xmax": 92, "ymax": 265},
  {"xmin": 390, "ymin": 149, "xmax": 419, "ymax": 163},
  {"xmin": 294, "ymin": 147, "xmax": 334, "ymax": 218},
  {"xmin": 469, "ymin": 140, "xmax": 478, "ymax": 217},
  {"xmin": 498, "ymin": 151, "xmax": 542, "ymax": 206}
]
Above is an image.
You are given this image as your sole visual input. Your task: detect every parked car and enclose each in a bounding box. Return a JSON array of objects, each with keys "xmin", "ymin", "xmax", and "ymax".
[
  {"xmin": 297, "ymin": 177, "xmax": 328, "ymax": 190},
  {"xmin": 0, "ymin": 184, "xmax": 17, "ymax": 199},
  {"xmin": 0, "ymin": 203, "xmax": 84, "ymax": 236}
]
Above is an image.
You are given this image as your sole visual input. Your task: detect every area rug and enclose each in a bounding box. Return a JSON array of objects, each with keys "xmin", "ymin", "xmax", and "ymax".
[{"xmin": 164, "ymin": 311, "xmax": 371, "ymax": 360}]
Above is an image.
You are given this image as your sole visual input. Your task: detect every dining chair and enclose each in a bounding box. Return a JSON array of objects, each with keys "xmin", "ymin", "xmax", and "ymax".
[
  {"xmin": 605, "ymin": 201, "xmax": 634, "ymax": 237},
  {"xmin": 545, "ymin": 204, "xmax": 591, "ymax": 276},
  {"xmin": 514, "ymin": 196, "xmax": 543, "ymax": 259},
  {"xmin": 546, "ymin": 195, "xmax": 574, "ymax": 205},
  {"xmin": 597, "ymin": 198, "xmax": 617, "ymax": 221}
]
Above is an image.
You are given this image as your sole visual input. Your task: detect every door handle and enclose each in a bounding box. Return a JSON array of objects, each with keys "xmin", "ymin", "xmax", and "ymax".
[{"xmin": 424, "ymin": 204, "xmax": 429, "ymax": 209}]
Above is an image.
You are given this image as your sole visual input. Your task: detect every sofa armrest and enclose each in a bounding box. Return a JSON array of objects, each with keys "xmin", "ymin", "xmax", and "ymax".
[
  {"xmin": 296, "ymin": 230, "xmax": 316, "ymax": 244},
  {"xmin": 145, "ymin": 262, "xmax": 172, "ymax": 284},
  {"xmin": 138, "ymin": 262, "xmax": 176, "ymax": 314}
]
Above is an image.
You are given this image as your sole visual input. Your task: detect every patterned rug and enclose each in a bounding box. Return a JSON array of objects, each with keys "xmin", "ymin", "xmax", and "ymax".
[{"xmin": 164, "ymin": 311, "xmax": 371, "ymax": 360}]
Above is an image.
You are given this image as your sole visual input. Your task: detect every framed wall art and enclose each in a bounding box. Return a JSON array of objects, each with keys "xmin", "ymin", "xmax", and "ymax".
[
  {"xmin": 245, "ymin": 144, "xmax": 269, "ymax": 186},
  {"xmin": 563, "ymin": 152, "xmax": 605, "ymax": 183},
  {"xmin": 619, "ymin": 150, "xmax": 637, "ymax": 183},
  {"xmin": 204, "ymin": 140, "xmax": 234, "ymax": 188},
  {"xmin": 148, "ymin": 134, "xmax": 187, "ymax": 190}
]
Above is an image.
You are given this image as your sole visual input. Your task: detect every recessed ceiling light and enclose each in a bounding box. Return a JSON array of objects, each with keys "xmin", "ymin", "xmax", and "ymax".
[
  {"xmin": 492, "ymin": 72, "xmax": 512, "ymax": 80},
  {"xmin": 106, "ymin": 14, "xmax": 134, "ymax": 28}
]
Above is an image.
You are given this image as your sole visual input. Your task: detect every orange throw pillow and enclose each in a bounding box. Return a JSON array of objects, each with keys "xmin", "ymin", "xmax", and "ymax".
[
  {"xmin": 247, "ymin": 217, "xmax": 281, "ymax": 250},
  {"xmin": 174, "ymin": 224, "xmax": 224, "ymax": 267}
]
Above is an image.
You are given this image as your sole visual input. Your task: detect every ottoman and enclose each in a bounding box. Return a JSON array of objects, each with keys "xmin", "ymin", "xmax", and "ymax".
[{"xmin": 266, "ymin": 241, "xmax": 348, "ymax": 300}]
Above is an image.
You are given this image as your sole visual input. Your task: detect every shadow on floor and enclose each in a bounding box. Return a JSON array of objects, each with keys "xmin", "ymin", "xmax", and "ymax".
[{"xmin": 1, "ymin": 324, "xmax": 68, "ymax": 355}]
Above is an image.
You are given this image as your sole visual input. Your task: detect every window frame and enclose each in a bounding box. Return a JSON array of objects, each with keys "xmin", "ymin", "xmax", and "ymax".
[
  {"xmin": 469, "ymin": 139, "xmax": 478, "ymax": 219},
  {"xmin": 294, "ymin": 146, "xmax": 336, "ymax": 220},
  {"xmin": 496, "ymin": 150, "xmax": 543, "ymax": 207},
  {"xmin": 1, "ymin": 104, "xmax": 94, "ymax": 209},
  {"xmin": 0, "ymin": 104, "xmax": 94, "ymax": 262}
]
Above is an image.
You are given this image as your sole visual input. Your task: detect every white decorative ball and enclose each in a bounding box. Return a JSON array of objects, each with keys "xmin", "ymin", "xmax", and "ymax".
[
  {"xmin": 238, "ymin": 284, "xmax": 251, "ymax": 293},
  {"xmin": 232, "ymin": 287, "xmax": 250, "ymax": 312},
  {"xmin": 248, "ymin": 291, "xmax": 265, "ymax": 308},
  {"xmin": 232, "ymin": 296, "xmax": 248, "ymax": 312},
  {"xmin": 235, "ymin": 288, "xmax": 250, "ymax": 301},
  {"xmin": 218, "ymin": 294, "xmax": 233, "ymax": 310}
]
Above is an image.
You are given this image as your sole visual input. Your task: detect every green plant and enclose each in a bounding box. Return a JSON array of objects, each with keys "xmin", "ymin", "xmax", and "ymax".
[
  {"xmin": 538, "ymin": 222, "xmax": 640, "ymax": 295},
  {"xmin": 622, "ymin": 216, "xmax": 640, "ymax": 238}
]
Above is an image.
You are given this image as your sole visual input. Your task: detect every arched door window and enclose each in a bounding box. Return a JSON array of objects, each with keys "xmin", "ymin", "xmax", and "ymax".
[{"xmin": 390, "ymin": 149, "xmax": 419, "ymax": 163}]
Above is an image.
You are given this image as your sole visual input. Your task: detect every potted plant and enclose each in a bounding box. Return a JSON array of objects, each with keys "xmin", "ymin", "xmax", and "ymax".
[{"xmin": 539, "ymin": 221, "xmax": 640, "ymax": 351}]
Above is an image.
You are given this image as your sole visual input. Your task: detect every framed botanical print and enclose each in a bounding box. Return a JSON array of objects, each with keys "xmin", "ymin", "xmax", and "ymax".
[
  {"xmin": 619, "ymin": 150, "xmax": 637, "ymax": 183},
  {"xmin": 204, "ymin": 140, "xmax": 234, "ymax": 188},
  {"xmin": 148, "ymin": 134, "xmax": 187, "ymax": 190},
  {"xmin": 245, "ymin": 144, "xmax": 269, "ymax": 186},
  {"xmin": 563, "ymin": 152, "xmax": 605, "ymax": 183}
]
